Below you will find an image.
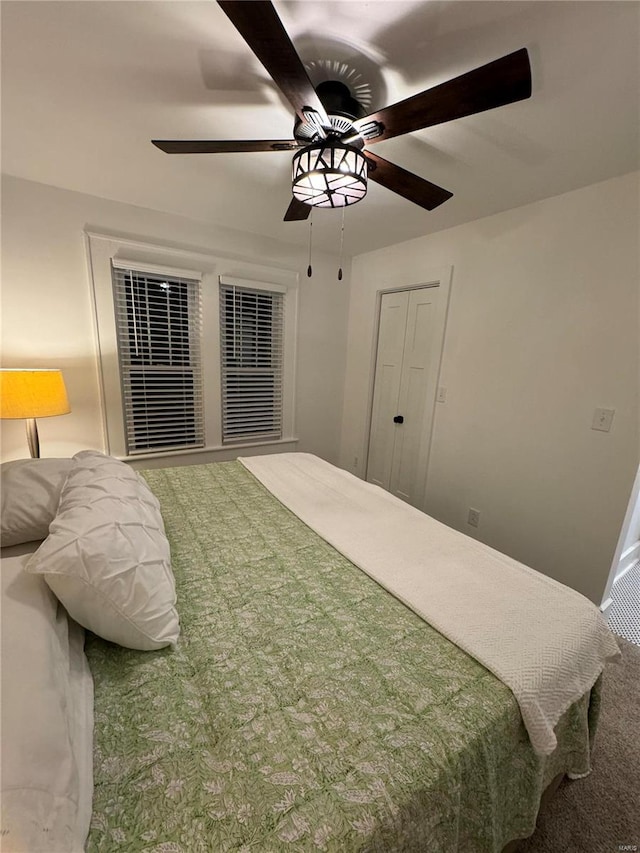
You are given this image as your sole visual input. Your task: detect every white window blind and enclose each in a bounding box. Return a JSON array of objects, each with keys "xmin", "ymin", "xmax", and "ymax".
[
  {"xmin": 112, "ymin": 265, "xmax": 204, "ymax": 454},
  {"xmin": 219, "ymin": 281, "xmax": 284, "ymax": 444}
]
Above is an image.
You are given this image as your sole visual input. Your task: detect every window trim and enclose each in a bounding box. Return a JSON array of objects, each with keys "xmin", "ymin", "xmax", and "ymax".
[
  {"xmin": 111, "ymin": 258, "xmax": 204, "ymax": 281},
  {"xmin": 86, "ymin": 232, "xmax": 299, "ymax": 460}
]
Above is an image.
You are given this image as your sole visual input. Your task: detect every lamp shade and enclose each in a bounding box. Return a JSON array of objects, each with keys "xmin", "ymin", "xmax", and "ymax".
[
  {"xmin": 0, "ymin": 369, "xmax": 70, "ymax": 419},
  {"xmin": 292, "ymin": 141, "xmax": 368, "ymax": 209}
]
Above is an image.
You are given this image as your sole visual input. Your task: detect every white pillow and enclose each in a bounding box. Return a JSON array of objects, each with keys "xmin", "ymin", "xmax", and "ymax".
[
  {"xmin": 25, "ymin": 450, "xmax": 179, "ymax": 650},
  {"xmin": 1, "ymin": 458, "xmax": 73, "ymax": 547}
]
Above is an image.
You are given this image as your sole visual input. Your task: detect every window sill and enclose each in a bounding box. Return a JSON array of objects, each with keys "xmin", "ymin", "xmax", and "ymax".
[{"xmin": 119, "ymin": 436, "xmax": 299, "ymax": 464}]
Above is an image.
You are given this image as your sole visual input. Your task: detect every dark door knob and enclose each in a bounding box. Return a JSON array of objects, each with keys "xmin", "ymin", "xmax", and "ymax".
[{"xmin": 393, "ymin": 415, "xmax": 404, "ymax": 424}]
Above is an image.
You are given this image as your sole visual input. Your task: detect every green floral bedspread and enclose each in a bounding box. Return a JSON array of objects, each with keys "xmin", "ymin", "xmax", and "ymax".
[{"xmin": 85, "ymin": 461, "xmax": 600, "ymax": 853}]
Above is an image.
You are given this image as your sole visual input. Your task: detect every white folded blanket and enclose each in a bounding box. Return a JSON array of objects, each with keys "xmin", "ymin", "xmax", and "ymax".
[{"xmin": 240, "ymin": 452, "xmax": 620, "ymax": 756}]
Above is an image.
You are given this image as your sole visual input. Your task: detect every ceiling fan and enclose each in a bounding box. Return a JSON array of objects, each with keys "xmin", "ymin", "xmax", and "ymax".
[{"xmin": 152, "ymin": 1, "xmax": 532, "ymax": 221}]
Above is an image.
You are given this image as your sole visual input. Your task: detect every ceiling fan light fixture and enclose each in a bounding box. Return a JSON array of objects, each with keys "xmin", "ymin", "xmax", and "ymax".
[{"xmin": 292, "ymin": 140, "xmax": 368, "ymax": 209}]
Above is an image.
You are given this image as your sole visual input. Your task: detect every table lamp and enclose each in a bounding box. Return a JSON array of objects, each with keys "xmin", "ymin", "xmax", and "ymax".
[{"xmin": 0, "ymin": 369, "xmax": 71, "ymax": 458}]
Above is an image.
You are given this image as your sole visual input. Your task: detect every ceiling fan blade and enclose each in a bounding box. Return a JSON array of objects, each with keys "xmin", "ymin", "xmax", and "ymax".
[
  {"xmin": 358, "ymin": 48, "xmax": 531, "ymax": 143},
  {"xmin": 365, "ymin": 152, "xmax": 453, "ymax": 211},
  {"xmin": 152, "ymin": 139, "xmax": 300, "ymax": 154},
  {"xmin": 217, "ymin": 1, "xmax": 329, "ymax": 129},
  {"xmin": 284, "ymin": 197, "xmax": 311, "ymax": 221}
]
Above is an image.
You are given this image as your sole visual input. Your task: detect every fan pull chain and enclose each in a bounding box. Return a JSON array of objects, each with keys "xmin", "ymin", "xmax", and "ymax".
[
  {"xmin": 307, "ymin": 211, "xmax": 313, "ymax": 278},
  {"xmin": 338, "ymin": 206, "xmax": 346, "ymax": 281}
]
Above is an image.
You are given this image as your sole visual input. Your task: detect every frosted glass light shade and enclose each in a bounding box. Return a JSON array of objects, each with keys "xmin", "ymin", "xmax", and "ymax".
[
  {"xmin": 292, "ymin": 141, "xmax": 368, "ymax": 209},
  {"xmin": 0, "ymin": 369, "xmax": 70, "ymax": 419}
]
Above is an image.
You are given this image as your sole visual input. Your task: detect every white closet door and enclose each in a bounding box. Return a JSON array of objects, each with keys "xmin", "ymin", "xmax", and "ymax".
[
  {"xmin": 389, "ymin": 287, "xmax": 439, "ymax": 503},
  {"xmin": 367, "ymin": 285, "xmax": 442, "ymax": 507},
  {"xmin": 366, "ymin": 290, "xmax": 409, "ymax": 490}
]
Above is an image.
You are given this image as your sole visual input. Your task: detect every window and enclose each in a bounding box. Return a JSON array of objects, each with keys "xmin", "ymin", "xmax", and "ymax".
[
  {"xmin": 87, "ymin": 232, "xmax": 297, "ymax": 458},
  {"xmin": 219, "ymin": 281, "xmax": 284, "ymax": 444},
  {"xmin": 112, "ymin": 264, "xmax": 204, "ymax": 454}
]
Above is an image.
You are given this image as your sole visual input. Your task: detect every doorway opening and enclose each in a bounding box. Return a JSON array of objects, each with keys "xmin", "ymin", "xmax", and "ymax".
[{"xmin": 602, "ymin": 464, "xmax": 640, "ymax": 646}]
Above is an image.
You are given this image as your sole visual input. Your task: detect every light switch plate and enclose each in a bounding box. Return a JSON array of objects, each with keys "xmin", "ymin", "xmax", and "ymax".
[
  {"xmin": 437, "ymin": 386, "xmax": 447, "ymax": 403},
  {"xmin": 592, "ymin": 408, "xmax": 615, "ymax": 432}
]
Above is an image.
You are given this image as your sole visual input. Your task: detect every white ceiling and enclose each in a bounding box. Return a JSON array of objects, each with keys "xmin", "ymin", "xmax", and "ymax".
[{"xmin": 2, "ymin": 1, "xmax": 638, "ymax": 256}]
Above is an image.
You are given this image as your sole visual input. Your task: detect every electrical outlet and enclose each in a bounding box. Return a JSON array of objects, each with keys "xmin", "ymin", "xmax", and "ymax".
[
  {"xmin": 354, "ymin": 456, "xmax": 358, "ymax": 470},
  {"xmin": 592, "ymin": 408, "xmax": 615, "ymax": 432},
  {"xmin": 467, "ymin": 508, "xmax": 480, "ymax": 528}
]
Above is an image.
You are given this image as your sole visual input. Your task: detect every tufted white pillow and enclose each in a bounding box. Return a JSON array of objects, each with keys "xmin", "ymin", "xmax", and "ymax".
[
  {"xmin": 1, "ymin": 458, "xmax": 73, "ymax": 547},
  {"xmin": 25, "ymin": 451, "xmax": 179, "ymax": 650}
]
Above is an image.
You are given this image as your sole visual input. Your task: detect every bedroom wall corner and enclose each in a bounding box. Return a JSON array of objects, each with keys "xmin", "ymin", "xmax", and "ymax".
[{"xmin": 339, "ymin": 171, "xmax": 640, "ymax": 604}]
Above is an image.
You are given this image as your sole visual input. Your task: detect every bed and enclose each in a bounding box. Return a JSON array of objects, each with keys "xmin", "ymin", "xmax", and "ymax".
[{"xmin": 0, "ymin": 451, "xmax": 620, "ymax": 853}]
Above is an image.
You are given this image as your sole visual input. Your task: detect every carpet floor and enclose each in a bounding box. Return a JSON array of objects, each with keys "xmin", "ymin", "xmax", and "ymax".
[{"xmin": 517, "ymin": 637, "xmax": 640, "ymax": 853}]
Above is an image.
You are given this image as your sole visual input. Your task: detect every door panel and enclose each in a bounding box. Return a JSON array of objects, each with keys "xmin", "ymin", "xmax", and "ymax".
[
  {"xmin": 390, "ymin": 290, "xmax": 438, "ymax": 503},
  {"xmin": 369, "ymin": 286, "xmax": 440, "ymax": 505},
  {"xmin": 366, "ymin": 291, "xmax": 409, "ymax": 489},
  {"xmin": 391, "ymin": 363, "xmax": 428, "ymax": 501}
]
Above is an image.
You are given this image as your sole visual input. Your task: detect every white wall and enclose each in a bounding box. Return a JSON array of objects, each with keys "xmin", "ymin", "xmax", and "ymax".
[
  {"xmin": 1, "ymin": 175, "xmax": 349, "ymax": 465},
  {"xmin": 340, "ymin": 172, "xmax": 640, "ymax": 604}
]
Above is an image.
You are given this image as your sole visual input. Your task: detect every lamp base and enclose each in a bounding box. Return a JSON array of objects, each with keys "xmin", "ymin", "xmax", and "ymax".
[{"xmin": 26, "ymin": 418, "xmax": 40, "ymax": 458}]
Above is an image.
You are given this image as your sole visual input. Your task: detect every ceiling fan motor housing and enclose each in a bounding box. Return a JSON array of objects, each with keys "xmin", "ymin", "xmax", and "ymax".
[
  {"xmin": 294, "ymin": 80, "xmax": 367, "ymax": 144},
  {"xmin": 316, "ymin": 81, "xmax": 365, "ymax": 120}
]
